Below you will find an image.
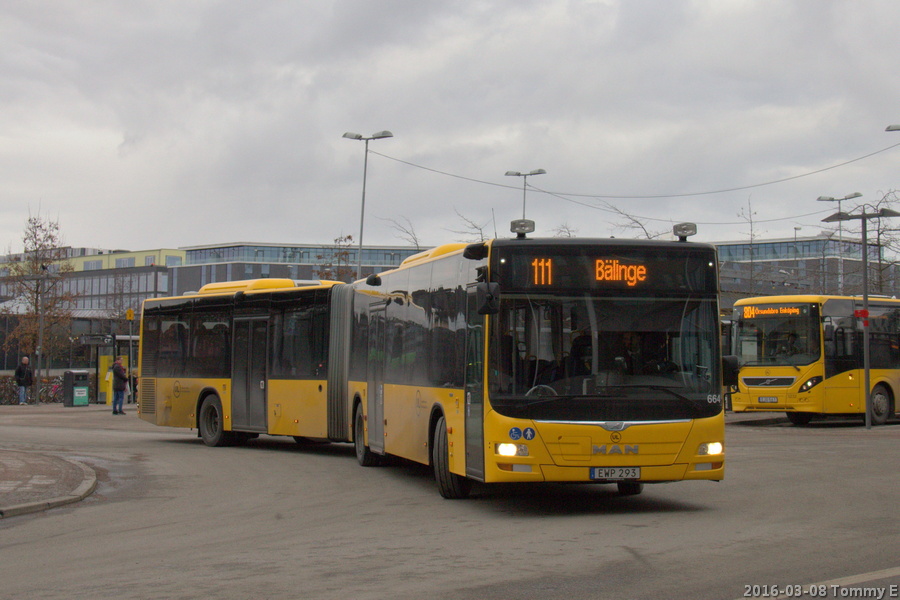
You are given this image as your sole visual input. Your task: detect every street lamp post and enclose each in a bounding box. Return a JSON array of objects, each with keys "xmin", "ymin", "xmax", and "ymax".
[
  {"xmin": 817, "ymin": 192, "xmax": 862, "ymax": 294},
  {"xmin": 505, "ymin": 169, "xmax": 546, "ymax": 219},
  {"xmin": 823, "ymin": 206, "xmax": 900, "ymax": 429},
  {"xmin": 343, "ymin": 130, "xmax": 393, "ymax": 280},
  {"xmin": 793, "ymin": 226, "xmax": 801, "ymax": 258}
]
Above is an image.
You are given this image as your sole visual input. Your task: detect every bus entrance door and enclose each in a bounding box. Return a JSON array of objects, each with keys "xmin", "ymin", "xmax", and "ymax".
[
  {"xmin": 232, "ymin": 317, "xmax": 269, "ymax": 432},
  {"xmin": 367, "ymin": 304, "xmax": 386, "ymax": 454},
  {"xmin": 464, "ymin": 285, "xmax": 485, "ymax": 480}
]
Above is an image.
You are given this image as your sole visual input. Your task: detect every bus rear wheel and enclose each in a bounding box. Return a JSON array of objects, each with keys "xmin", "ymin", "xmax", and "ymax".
[
  {"xmin": 432, "ymin": 415, "xmax": 471, "ymax": 499},
  {"xmin": 199, "ymin": 395, "xmax": 233, "ymax": 447},
  {"xmin": 870, "ymin": 384, "xmax": 893, "ymax": 426},
  {"xmin": 354, "ymin": 406, "xmax": 382, "ymax": 466},
  {"xmin": 786, "ymin": 412, "xmax": 814, "ymax": 426}
]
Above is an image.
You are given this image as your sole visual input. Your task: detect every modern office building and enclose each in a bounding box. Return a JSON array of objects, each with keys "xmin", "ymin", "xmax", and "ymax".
[
  {"xmin": 170, "ymin": 242, "xmax": 421, "ymax": 296},
  {"xmin": 716, "ymin": 232, "xmax": 898, "ymax": 310}
]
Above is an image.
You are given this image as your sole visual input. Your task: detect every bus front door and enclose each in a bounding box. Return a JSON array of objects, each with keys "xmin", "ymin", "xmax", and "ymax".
[
  {"xmin": 367, "ymin": 305, "xmax": 386, "ymax": 454},
  {"xmin": 465, "ymin": 285, "xmax": 485, "ymax": 480},
  {"xmin": 232, "ymin": 318, "xmax": 268, "ymax": 432}
]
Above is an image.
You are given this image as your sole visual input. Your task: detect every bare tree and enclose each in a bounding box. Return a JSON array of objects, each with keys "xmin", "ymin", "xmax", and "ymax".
[
  {"xmin": 868, "ymin": 190, "xmax": 900, "ymax": 294},
  {"xmin": 738, "ymin": 196, "xmax": 764, "ymax": 296},
  {"xmin": 447, "ymin": 208, "xmax": 491, "ymax": 243},
  {"xmin": 315, "ymin": 235, "xmax": 356, "ymax": 282},
  {"xmin": 2, "ymin": 211, "xmax": 76, "ymax": 386},
  {"xmin": 552, "ymin": 223, "xmax": 578, "ymax": 238},
  {"xmin": 601, "ymin": 201, "xmax": 668, "ymax": 239},
  {"xmin": 381, "ymin": 216, "xmax": 421, "ymax": 250}
]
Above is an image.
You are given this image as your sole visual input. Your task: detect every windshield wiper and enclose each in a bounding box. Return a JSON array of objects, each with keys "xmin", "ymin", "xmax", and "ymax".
[
  {"xmin": 609, "ymin": 384, "xmax": 708, "ymax": 409},
  {"xmin": 505, "ymin": 391, "xmax": 628, "ymax": 408}
]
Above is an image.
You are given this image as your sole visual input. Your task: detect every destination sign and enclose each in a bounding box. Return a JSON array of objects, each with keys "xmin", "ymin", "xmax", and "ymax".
[
  {"xmin": 742, "ymin": 305, "xmax": 803, "ymax": 319},
  {"xmin": 494, "ymin": 243, "xmax": 717, "ymax": 294}
]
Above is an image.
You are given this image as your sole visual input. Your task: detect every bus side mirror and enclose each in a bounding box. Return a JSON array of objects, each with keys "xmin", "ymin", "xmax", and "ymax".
[
  {"xmin": 476, "ymin": 282, "xmax": 500, "ymax": 315},
  {"xmin": 722, "ymin": 355, "xmax": 739, "ymax": 387},
  {"xmin": 365, "ymin": 273, "xmax": 382, "ymax": 286}
]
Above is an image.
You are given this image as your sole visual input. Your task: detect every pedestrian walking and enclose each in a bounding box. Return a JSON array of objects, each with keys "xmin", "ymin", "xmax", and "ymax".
[
  {"xmin": 112, "ymin": 357, "xmax": 128, "ymax": 415},
  {"xmin": 14, "ymin": 356, "xmax": 33, "ymax": 405}
]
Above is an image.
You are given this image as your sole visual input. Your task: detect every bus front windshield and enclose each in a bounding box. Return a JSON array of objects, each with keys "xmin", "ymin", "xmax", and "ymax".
[
  {"xmin": 488, "ymin": 294, "xmax": 721, "ymax": 421},
  {"xmin": 732, "ymin": 303, "xmax": 820, "ymax": 368}
]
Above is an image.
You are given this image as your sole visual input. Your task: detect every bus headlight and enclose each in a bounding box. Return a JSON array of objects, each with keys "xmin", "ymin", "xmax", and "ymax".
[
  {"xmin": 698, "ymin": 442, "xmax": 723, "ymax": 456},
  {"xmin": 496, "ymin": 443, "xmax": 529, "ymax": 457},
  {"xmin": 798, "ymin": 376, "xmax": 823, "ymax": 393}
]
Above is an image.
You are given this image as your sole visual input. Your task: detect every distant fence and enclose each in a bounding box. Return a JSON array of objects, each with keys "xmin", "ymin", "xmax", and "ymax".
[{"xmin": 0, "ymin": 374, "xmax": 99, "ymax": 405}]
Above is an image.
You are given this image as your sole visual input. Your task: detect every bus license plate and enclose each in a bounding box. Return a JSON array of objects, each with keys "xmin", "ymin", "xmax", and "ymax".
[
  {"xmin": 590, "ymin": 467, "xmax": 640, "ymax": 481},
  {"xmin": 757, "ymin": 397, "xmax": 778, "ymax": 403}
]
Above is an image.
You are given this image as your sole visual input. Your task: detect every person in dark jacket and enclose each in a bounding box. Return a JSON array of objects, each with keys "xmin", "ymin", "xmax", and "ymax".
[
  {"xmin": 112, "ymin": 357, "xmax": 128, "ymax": 415},
  {"xmin": 14, "ymin": 356, "xmax": 33, "ymax": 405}
]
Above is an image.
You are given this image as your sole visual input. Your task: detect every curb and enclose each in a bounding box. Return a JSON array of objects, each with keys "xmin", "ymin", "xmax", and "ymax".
[{"xmin": 0, "ymin": 458, "xmax": 98, "ymax": 519}]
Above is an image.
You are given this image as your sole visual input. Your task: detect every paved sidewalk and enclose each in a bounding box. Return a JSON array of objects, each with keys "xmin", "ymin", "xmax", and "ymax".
[{"xmin": 0, "ymin": 448, "xmax": 97, "ymax": 519}]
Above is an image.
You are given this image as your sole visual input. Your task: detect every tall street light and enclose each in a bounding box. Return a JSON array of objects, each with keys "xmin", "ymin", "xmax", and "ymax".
[
  {"xmin": 343, "ymin": 130, "xmax": 393, "ymax": 280},
  {"xmin": 823, "ymin": 206, "xmax": 900, "ymax": 429},
  {"xmin": 817, "ymin": 192, "xmax": 862, "ymax": 294},
  {"xmin": 505, "ymin": 169, "xmax": 546, "ymax": 219}
]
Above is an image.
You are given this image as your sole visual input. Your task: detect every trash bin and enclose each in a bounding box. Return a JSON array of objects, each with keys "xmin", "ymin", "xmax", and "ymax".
[{"xmin": 63, "ymin": 370, "xmax": 90, "ymax": 407}]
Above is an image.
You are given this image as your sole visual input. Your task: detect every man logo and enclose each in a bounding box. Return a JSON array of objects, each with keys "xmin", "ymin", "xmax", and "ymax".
[{"xmin": 593, "ymin": 445, "xmax": 639, "ymax": 455}]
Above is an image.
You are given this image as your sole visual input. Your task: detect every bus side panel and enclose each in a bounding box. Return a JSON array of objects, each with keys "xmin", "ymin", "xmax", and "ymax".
[
  {"xmin": 379, "ymin": 385, "xmax": 465, "ymax": 468},
  {"xmin": 144, "ymin": 377, "xmax": 230, "ymax": 429},
  {"xmin": 267, "ymin": 379, "xmax": 328, "ymax": 438},
  {"xmin": 824, "ymin": 372, "xmax": 864, "ymax": 414},
  {"xmin": 381, "ymin": 384, "xmax": 429, "ymax": 464}
]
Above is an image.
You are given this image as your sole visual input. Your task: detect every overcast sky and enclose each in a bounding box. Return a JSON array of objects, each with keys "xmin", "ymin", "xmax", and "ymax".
[{"xmin": 3, "ymin": 1, "xmax": 900, "ymax": 254}]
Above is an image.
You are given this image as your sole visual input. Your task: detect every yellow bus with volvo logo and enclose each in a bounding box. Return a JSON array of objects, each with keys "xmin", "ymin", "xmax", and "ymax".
[
  {"xmin": 731, "ymin": 294, "xmax": 900, "ymax": 425},
  {"xmin": 340, "ymin": 229, "xmax": 736, "ymax": 498},
  {"xmin": 138, "ymin": 228, "xmax": 736, "ymax": 498}
]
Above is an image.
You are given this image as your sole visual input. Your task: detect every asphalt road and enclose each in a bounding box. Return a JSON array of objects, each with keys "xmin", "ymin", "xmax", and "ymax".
[{"xmin": 1, "ymin": 404, "xmax": 898, "ymax": 600}]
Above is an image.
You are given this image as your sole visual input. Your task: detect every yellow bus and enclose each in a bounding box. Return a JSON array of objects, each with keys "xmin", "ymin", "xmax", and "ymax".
[
  {"xmin": 138, "ymin": 279, "xmax": 347, "ymax": 445},
  {"xmin": 731, "ymin": 294, "xmax": 900, "ymax": 426},
  {"xmin": 138, "ymin": 231, "xmax": 736, "ymax": 499},
  {"xmin": 339, "ymin": 232, "xmax": 735, "ymax": 498}
]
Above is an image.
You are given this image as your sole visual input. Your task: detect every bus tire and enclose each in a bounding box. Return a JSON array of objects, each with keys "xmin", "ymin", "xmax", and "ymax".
[
  {"xmin": 199, "ymin": 395, "xmax": 232, "ymax": 447},
  {"xmin": 786, "ymin": 412, "xmax": 813, "ymax": 426},
  {"xmin": 432, "ymin": 415, "xmax": 471, "ymax": 499},
  {"xmin": 870, "ymin": 384, "xmax": 893, "ymax": 426},
  {"xmin": 617, "ymin": 482, "xmax": 644, "ymax": 496},
  {"xmin": 354, "ymin": 405, "xmax": 381, "ymax": 467}
]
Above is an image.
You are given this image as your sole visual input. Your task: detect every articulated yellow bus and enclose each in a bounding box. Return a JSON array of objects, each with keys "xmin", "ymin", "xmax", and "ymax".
[
  {"xmin": 340, "ymin": 234, "xmax": 734, "ymax": 498},
  {"xmin": 138, "ymin": 279, "xmax": 346, "ymax": 445},
  {"xmin": 139, "ymin": 232, "xmax": 736, "ymax": 498},
  {"xmin": 731, "ymin": 294, "xmax": 900, "ymax": 425}
]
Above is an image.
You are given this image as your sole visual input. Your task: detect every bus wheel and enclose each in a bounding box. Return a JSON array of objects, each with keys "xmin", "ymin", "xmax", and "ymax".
[
  {"xmin": 617, "ymin": 482, "xmax": 644, "ymax": 496},
  {"xmin": 870, "ymin": 384, "xmax": 893, "ymax": 426},
  {"xmin": 354, "ymin": 406, "xmax": 381, "ymax": 466},
  {"xmin": 432, "ymin": 415, "xmax": 472, "ymax": 499},
  {"xmin": 786, "ymin": 412, "xmax": 813, "ymax": 426},
  {"xmin": 199, "ymin": 395, "xmax": 231, "ymax": 447}
]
